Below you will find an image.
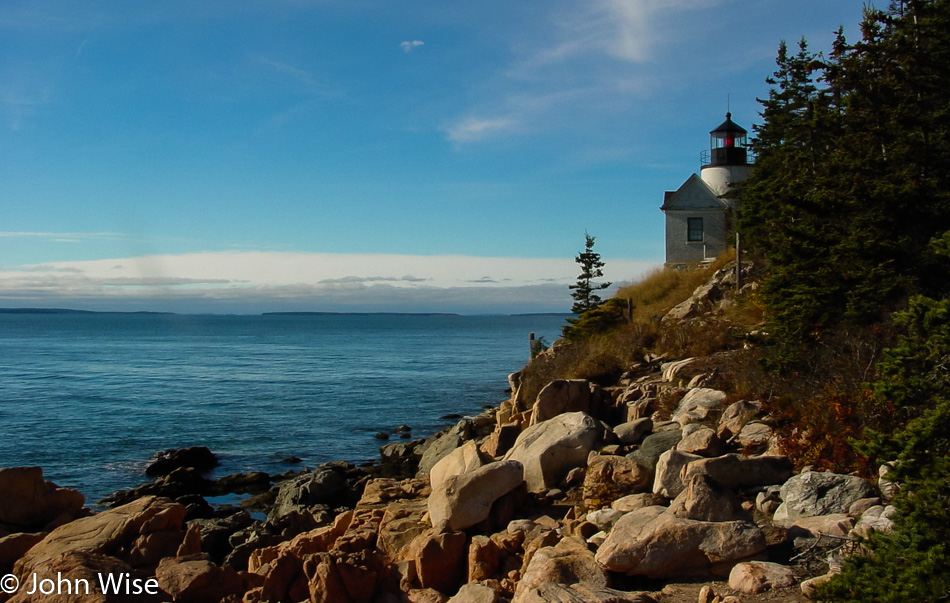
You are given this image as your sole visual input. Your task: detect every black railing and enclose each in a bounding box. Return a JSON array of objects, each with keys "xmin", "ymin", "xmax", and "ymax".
[{"xmin": 700, "ymin": 147, "xmax": 756, "ymax": 167}]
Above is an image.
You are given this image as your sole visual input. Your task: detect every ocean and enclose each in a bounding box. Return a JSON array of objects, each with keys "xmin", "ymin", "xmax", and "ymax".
[{"xmin": 0, "ymin": 312, "xmax": 566, "ymax": 504}]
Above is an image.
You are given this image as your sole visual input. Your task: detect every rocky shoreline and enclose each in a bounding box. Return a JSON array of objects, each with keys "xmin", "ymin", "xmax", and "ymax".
[{"xmin": 0, "ymin": 267, "xmax": 899, "ymax": 603}]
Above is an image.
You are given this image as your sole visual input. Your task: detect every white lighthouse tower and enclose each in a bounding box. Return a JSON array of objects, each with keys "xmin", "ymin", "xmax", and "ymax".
[{"xmin": 660, "ymin": 113, "xmax": 753, "ymax": 267}]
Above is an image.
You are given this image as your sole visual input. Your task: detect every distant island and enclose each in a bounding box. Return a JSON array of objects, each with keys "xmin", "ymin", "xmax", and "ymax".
[{"xmin": 0, "ymin": 308, "xmax": 174, "ymax": 315}]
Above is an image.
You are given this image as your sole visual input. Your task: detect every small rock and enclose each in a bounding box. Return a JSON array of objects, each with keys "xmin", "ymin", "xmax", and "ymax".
[
  {"xmin": 718, "ymin": 400, "xmax": 761, "ymax": 440},
  {"xmin": 737, "ymin": 422, "xmax": 772, "ymax": 449},
  {"xmin": 586, "ymin": 508, "xmax": 625, "ymax": 531},
  {"xmin": 728, "ymin": 561, "xmax": 798, "ymax": 594},
  {"xmin": 611, "ymin": 492, "xmax": 666, "ymax": 514},
  {"xmin": 448, "ymin": 583, "xmax": 499, "ymax": 603},
  {"xmin": 671, "ymin": 388, "xmax": 727, "ymax": 427},
  {"xmin": 676, "ymin": 427, "xmax": 725, "ymax": 457},
  {"xmin": 848, "ymin": 497, "xmax": 882, "ymax": 518},
  {"xmin": 146, "ymin": 446, "xmax": 219, "ymax": 477},
  {"xmin": 614, "ymin": 418, "xmax": 653, "ymax": 446}
]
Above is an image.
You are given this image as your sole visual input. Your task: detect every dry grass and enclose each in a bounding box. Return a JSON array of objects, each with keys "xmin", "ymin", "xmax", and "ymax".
[
  {"xmin": 614, "ymin": 251, "xmax": 736, "ymax": 320},
  {"xmin": 518, "ymin": 251, "xmax": 757, "ymax": 402}
]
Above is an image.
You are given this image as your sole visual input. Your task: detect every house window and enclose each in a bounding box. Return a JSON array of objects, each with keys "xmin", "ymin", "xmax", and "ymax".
[{"xmin": 687, "ymin": 217, "xmax": 704, "ymax": 242}]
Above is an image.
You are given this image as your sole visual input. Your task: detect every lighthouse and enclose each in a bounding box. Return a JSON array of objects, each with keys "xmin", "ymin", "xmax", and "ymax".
[{"xmin": 660, "ymin": 113, "xmax": 753, "ymax": 267}]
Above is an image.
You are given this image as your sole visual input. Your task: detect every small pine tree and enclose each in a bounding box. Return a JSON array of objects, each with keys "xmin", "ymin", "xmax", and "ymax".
[{"xmin": 569, "ymin": 232, "xmax": 611, "ymax": 315}]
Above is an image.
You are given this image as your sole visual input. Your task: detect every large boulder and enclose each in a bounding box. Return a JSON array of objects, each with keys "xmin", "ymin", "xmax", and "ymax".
[
  {"xmin": 12, "ymin": 495, "xmax": 187, "ymax": 590},
  {"xmin": 155, "ymin": 555, "xmax": 245, "ymax": 603},
  {"xmin": 595, "ymin": 507, "xmax": 766, "ymax": 579},
  {"xmin": 530, "ymin": 380, "xmax": 604, "ymax": 426},
  {"xmin": 0, "ymin": 467, "xmax": 85, "ymax": 530},
  {"xmin": 504, "ymin": 412, "xmax": 601, "ymax": 492},
  {"xmin": 671, "ymin": 388, "xmax": 728, "ymax": 427},
  {"xmin": 269, "ymin": 468, "xmax": 349, "ymax": 520},
  {"xmin": 407, "ymin": 529, "xmax": 468, "ymax": 594},
  {"xmin": 428, "ymin": 460, "xmax": 524, "ymax": 532},
  {"xmin": 669, "ymin": 473, "xmax": 747, "ymax": 522},
  {"xmin": 513, "ymin": 536, "xmax": 607, "ymax": 599},
  {"xmin": 652, "ymin": 450, "xmax": 702, "ymax": 499},
  {"xmin": 681, "ymin": 454, "xmax": 794, "ymax": 490},
  {"xmin": 773, "ymin": 471, "xmax": 877, "ymax": 528},
  {"xmin": 429, "ymin": 441, "xmax": 484, "ymax": 492}
]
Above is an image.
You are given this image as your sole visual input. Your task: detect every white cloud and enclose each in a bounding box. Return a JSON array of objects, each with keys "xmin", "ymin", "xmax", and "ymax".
[
  {"xmin": 0, "ymin": 251, "xmax": 658, "ymax": 314},
  {"xmin": 400, "ymin": 40, "xmax": 424, "ymax": 53},
  {"xmin": 445, "ymin": 116, "xmax": 518, "ymax": 143}
]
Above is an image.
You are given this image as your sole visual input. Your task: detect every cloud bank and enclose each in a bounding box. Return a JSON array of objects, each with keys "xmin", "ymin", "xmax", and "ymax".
[{"xmin": 0, "ymin": 251, "xmax": 656, "ymax": 314}]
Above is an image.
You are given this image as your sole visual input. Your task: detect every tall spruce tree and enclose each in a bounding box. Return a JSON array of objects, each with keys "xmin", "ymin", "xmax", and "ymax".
[{"xmin": 569, "ymin": 232, "xmax": 611, "ymax": 315}]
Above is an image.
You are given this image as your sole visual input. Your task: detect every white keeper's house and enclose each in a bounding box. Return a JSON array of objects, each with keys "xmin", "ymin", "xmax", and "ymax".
[{"xmin": 660, "ymin": 113, "xmax": 753, "ymax": 268}]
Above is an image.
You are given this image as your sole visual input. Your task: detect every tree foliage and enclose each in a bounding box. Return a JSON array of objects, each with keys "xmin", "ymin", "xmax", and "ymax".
[
  {"xmin": 563, "ymin": 232, "xmax": 612, "ymax": 339},
  {"xmin": 738, "ymin": 5, "xmax": 950, "ymax": 594},
  {"xmin": 818, "ymin": 235, "xmax": 950, "ymax": 602},
  {"xmin": 739, "ymin": 0, "xmax": 950, "ymax": 366},
  {"xmin": 569, "ymin": 232, "xmax": 611, "ymax": 315}
]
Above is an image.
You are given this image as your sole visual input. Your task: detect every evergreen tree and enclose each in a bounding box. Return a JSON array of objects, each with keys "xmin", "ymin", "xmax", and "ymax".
[
  {"xmin": 569, "ymin": 232, "xmax": 611, "ymax": 315},
  {"xmin": 738, "ymin": 0, "xmax": 950, "ymax": 366},
  {"xmin": 818, "ymin": 237, "xmax": 950, "ymax": 602}
]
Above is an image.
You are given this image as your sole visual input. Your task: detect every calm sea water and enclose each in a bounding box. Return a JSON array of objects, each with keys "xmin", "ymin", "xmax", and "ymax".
[{"xmin": 0, "ymin": 312, "xmax": 565, "ymax": 504}]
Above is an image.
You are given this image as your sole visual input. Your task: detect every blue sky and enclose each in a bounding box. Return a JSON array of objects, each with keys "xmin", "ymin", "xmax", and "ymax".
[{"xmin": 0, "ymin": 0, "xmax": 867, "ymax": 313}]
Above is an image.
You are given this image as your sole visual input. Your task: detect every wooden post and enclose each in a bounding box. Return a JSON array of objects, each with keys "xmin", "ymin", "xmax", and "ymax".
[{"xmin": 735, "ymin": 231, "xmax": 742, "ymax": 293}]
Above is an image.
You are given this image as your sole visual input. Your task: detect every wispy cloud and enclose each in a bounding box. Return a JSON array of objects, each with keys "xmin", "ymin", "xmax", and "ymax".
[
  {"xmin": 446, "ymin": 116, "xmax": 518, "ymax": 143},
  {"xmin": 318, "ymin": 275, "xmax": 428, "ymax": 285},
  {"xmin": 400, "ymin": 40, "xmax": 424, "ymax": 53},
  {"xmin": 255, "ymin": 56, "xmax": 318, "ymax": 89},
  {"xmin": 442, "ymin": 0, "xmax": 713, "ymax": 145}
]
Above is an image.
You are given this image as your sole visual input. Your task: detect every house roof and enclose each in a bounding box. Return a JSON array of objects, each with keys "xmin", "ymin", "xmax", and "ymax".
[{"xmin": 660, "ymin": 173, "xmax": 726, "ymax": 211}]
